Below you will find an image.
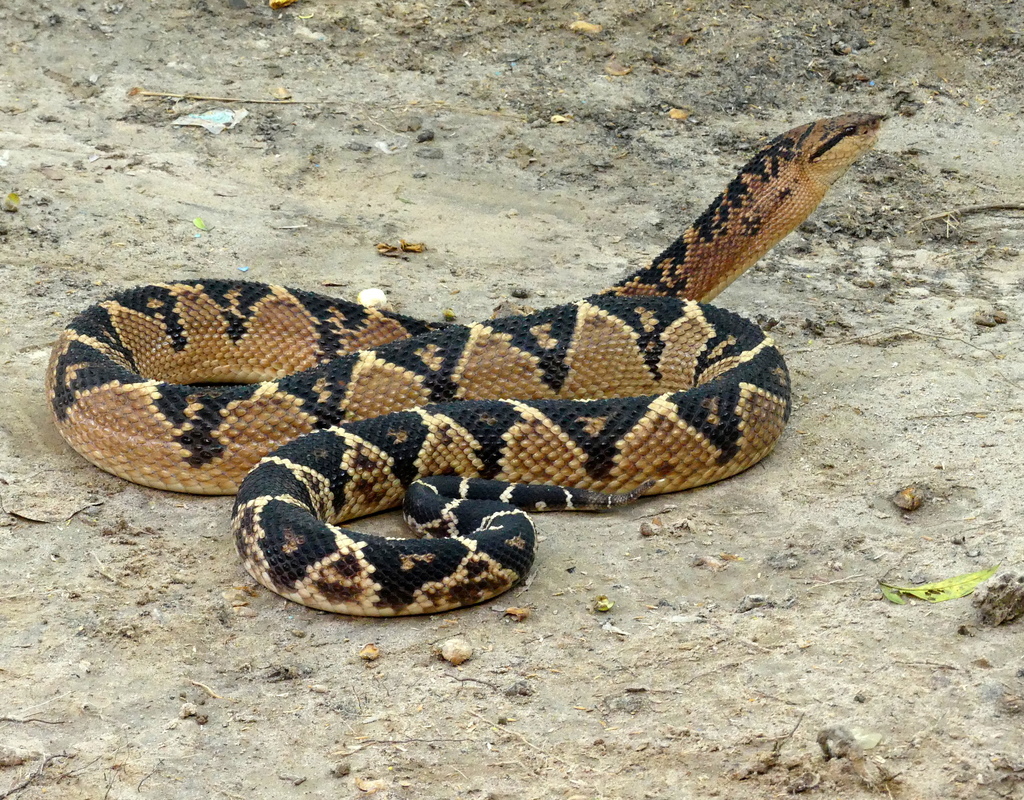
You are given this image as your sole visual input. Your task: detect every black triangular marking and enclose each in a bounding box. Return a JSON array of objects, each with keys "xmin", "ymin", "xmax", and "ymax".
[
  {"xmin": 276, "ymin": 354, "xmax": 359, "ymax": 429},
  {"xmin": 63, "ymin": 302, "xmax": 139, "ymax": 372},
  {"xmin": 289, "ymin": 286, "xmax": 446, "ymax": 358},
  {"xmin": 529, "ymin": 397, "xmax": 655, "ymax": 480},
  {"xmin": 196, "ymin": 280, "xmax": 276, "ymax": 343},
  {"xmin": 346, "ymin": 410, "xmax": 432, "ymax": 487},
  {"xmin": 691, "ymin": 304, "xmax": 765, "ymax": 381},
  {"xmin": 585, "ymin": 295, "xmax": 693, "ymax": 381},
  {"xmin": 243, "ymin": 497, "xmax": 340, "ymax": 586},
  {"xmin": 433, "ymin": 400, "xmax": 525, "ymax": 480},
  {"xmin": 50, "ymin": 338, "xmax": 139, "ymax": 421},
  {"xmin": 488, "ymin": 303, "xmax": 582, "ymax": 392},
  {"xmin": 373, "ymin": 326, "xmax": 473, "ymax": 403},
  {"xmin": 149, "ymin": 384, "xmax": 249, "ymax": 468},
  {"xmin": 110, "ymin": 284, "xmax": 188, "ymax": 351},
  {"xmin": 666, "ymin": 382, "xmax": 744, "ymax": 465},
  {"xmin": 364, "ymin": 536, "xmax": 479, "ymax": 609}
]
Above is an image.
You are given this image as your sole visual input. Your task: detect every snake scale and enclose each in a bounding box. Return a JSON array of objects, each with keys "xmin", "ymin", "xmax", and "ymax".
[{"xmin": 47, "ymin": 113, "xmax": 881, "ymax": 616}]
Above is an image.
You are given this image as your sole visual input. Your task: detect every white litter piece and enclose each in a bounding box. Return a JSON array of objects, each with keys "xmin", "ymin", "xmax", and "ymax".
[{"xmin": 171, "ymin": 108, "xmax": 248, "ymax": 135}]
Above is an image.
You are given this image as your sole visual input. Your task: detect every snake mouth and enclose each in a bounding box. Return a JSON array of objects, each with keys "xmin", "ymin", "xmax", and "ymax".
[{"xmin": 807, "ymin": 113, "xmax": 883, "ymax": 168}]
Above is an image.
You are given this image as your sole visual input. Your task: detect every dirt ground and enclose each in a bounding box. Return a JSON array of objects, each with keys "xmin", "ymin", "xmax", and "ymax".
[{"xmin": 2, "ymin": 0, "xmax": 1024, "ymax": 797}]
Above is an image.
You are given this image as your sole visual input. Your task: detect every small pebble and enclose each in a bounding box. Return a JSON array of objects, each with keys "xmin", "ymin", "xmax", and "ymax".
[
  {"xmin": 439, "ymin": 637, "xmax": 473, "ymax": 665},
  {"xmin": 504, "ymin": 680, "xmax": 534, "ymax": 696},
  {"xmin": 330, "ymin": 761, "xmax": 351, "ymax": 778},
  {"xmin": 892, "ymin": 485, "xmax": 925, "ymax": 511},
  {"xmin": 737, "ymin": 594, "xmax": 769, "ymax": 612},
  {"xmin": 357, "ymin": 288, "xmax": 390, "ymax": 309},
  {"xmin": 638, "ymin": 520, "xmax": 660, "ymax": 537},
  {"xmin": 975, "ymin": 310, "xmax": 1009, "ymax": 327},
  {"xmin": 416, "ymin": 147, "xmax": 443, "ymax": 159},
  {"xmin": 973, "ymin": 572, "xmax": 1024, "ymax": 626},
  {"xmin": 346, "ymin": 141, "xmax": 372, "ymax": 152},
  {"xmin": 416, "ymin": 130, "xmax": 435, "ymax": 143}
]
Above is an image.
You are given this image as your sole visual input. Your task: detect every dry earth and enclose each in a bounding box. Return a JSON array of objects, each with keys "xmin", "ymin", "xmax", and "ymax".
[{"xmin": 2, "ymin": 1, "xmax": 1024, "ymax": 798}]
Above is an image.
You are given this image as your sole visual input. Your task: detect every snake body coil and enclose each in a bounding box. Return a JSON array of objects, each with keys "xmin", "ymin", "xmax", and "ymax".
[{"xmin": 48, "ymin": 113, "xmax": 881, "ymax": 615}]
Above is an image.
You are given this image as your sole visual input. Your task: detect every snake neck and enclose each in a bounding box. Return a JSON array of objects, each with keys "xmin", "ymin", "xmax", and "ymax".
[{"xmin": 604, "ymin": 112, "xmax": 881, "ymax": 303}]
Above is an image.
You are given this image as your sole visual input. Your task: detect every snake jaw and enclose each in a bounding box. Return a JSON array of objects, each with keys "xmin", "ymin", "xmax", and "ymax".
[{"xmin": 801, "ymin": 112, "xmax": 883, "ymax": 189}]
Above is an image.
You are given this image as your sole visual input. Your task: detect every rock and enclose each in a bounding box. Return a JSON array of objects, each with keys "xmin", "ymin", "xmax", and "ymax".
[{"xmin": 439, "ymin": 637, "xmax": 473, "ymax": 665}]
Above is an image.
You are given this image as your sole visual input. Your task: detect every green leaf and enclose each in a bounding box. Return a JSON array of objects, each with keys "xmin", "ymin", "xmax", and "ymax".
[
  {"xmin": 879, "ymin": 582, "xmax": 907, "ymax": 604},
  {"xmin": 879, "ymin": 564, "xmax": 999, "ymax": 604},
  {"xmin": 193, "ymin": 217, "xmax": 208, "ymax": 230}
]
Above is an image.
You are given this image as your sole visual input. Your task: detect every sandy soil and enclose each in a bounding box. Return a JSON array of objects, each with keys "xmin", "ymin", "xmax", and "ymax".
[{"xmin": 3, "ymin": 1, "xmax": 1024, "ymax": 797}]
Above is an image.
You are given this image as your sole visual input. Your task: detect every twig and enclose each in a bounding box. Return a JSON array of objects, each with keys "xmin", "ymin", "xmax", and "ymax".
[
  {"xmin": 467, "ymin": 710, "xmax": 563, "ymax": 763},
  {"xmin": 907, "ymin": 409, "xmax": 1024, "ymax": 419},
  {"xmin": 772, "ymin": 713, "xmax": 806, "ymax": 749},
  {"xmin": 339, "ymin": 737, "xmax": 469, "ymax": 753},
  {"xmin": 189, "ymin": 680, "xmax": 225, "ymax": 700},
  {"xmin": 0, "ymin": 753, "xmax": 70, "ymax": 799},
  {"xmin": 921, "ymin": 203, "xmax": 1024, "ymax": 222},
  {"xmin": 806, "ymin": 574, "xmax": 868, "ymax": 590},
  {"xmin": 0, "ymin": 716, "xmax": 63, "ymax": 725},
  {"xmin": 448, "ymin": 676, "xmax": 499, "ymax": 690},
  {"xmin": 129, "ymin": 87, "xmax": 314, "ymax": 105},
  {"xmin": 894, "ymin": 660, "xmax": 960, "ymax": 670},
  {"xmin": 89, "ymin": 552, "xmax": 121, "ymax": 585},
  {"xmin": 843, "ymin": 326, "xmax": 996, "ymax": 356},
  {"xmin": 4, "ymin": 693, "xmax": 72, "ymax": 723}
]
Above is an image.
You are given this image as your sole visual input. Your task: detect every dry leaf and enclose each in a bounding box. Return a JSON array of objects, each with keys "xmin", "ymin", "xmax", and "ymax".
[
  {"xmin": 269, "ymin": 0, "xmax": 298, "ymax": 8},
  {"xmin": 668, "ymin": 108, "xmax": 691, "ymax": 120},
  {"xmin": 569, "ymin": 20, "xmax": 603, "ymax": 34},
  {"xmin": 604, "ymin": 56, "xmax": 632, "ymax": 76},
  {"xmin": 271, "ymin": 86, "xmax": 292, "ymax": 100},
  {"xmin": 359, "ymin": 643, "xmax": 380, "ymax": 661},
  {"xmin": 398, "ymin": 239, "xmax": 426, "ymax": 252},
  {"xmin": 354, "ymin": 777, "xmax": 386, "ymax": 794},
  {"xmin": 504, "ymin": 606, "xmax": 531, "ymax": 621},
  {"xmin": 550, "ymin": 114, "xmax": 573, "ymax": 124}
]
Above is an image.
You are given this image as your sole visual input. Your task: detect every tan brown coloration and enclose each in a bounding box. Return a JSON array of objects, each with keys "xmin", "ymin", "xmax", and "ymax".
[
  {"xmin": 605, "ymin": 113, "xmax": 882, "ymax": 302},
  {"xmin": 106, "ymin": 285, "xmax": 322, "ymax": 382},
  {"xmin": 559, "ymin": 302, "xmax": 663, "ymax": 398},
  {"xmin": 498, "ymin": 401, "xmax": 589, "ymax": 483},
  {"xmin": 48, "ymin": 113, "xmax": 881, "ymax": 615},
  {"xmin": 411, "ymin": 410, "xmax": 488, "ymax": 478},
  {"xmin": 451, "ymin": 327, "xmax": 554, "ymax": 400},
  {"xmin": 341, "ymin": 353, "xmax": 432, "ymax": 422}
]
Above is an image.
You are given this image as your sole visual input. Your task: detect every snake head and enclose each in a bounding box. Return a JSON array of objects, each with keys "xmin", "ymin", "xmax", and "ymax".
[{"xmin": 799, "ymin": 112, "xmax": 884, "ymax": 187}]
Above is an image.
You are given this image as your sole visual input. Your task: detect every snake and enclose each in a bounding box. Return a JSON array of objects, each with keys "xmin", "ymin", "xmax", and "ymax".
[{"xmin": 47, "ymin": 112, "xmax": 881, "ymax": 616}]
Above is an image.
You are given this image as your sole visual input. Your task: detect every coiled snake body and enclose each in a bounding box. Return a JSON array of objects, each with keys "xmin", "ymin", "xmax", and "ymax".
[{"xmin": 47, "ymin": 113, "xmax": 881, "ymax": 615}]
